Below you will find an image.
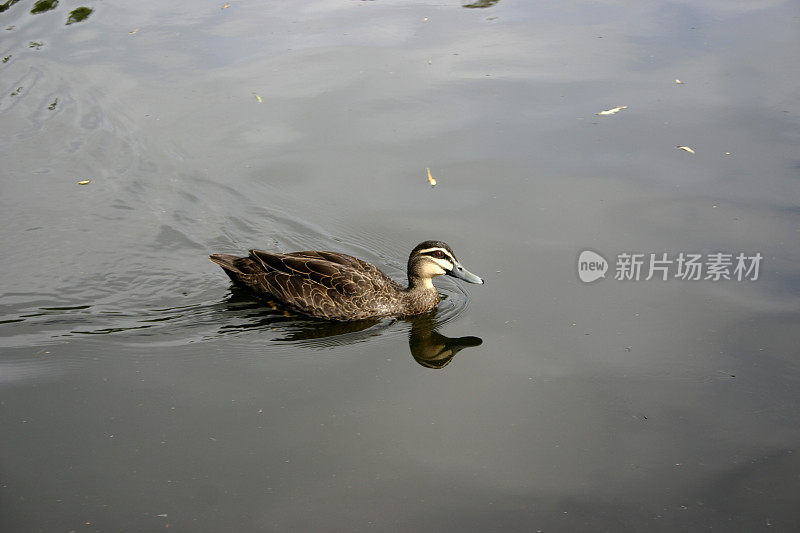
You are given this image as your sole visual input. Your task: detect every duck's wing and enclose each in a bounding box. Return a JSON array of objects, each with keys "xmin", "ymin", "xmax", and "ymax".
[
  {"xmin": 247, "ymin": 250, "xmax": 398, "ymax": 319},
  {"xmin": 283, "ymin": 250, "xmax": 388, "ymax": 280}
]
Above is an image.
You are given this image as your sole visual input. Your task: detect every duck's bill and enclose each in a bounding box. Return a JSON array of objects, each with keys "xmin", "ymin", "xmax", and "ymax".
[{"xmin": 447, "ymin": 263, "xmax": 484, "ymax": 284}]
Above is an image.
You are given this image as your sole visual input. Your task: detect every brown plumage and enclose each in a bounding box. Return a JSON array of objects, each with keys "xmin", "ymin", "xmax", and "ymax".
[{"xmin": 209, "ymin": 240, "xmax": 484, "ymax": 321}]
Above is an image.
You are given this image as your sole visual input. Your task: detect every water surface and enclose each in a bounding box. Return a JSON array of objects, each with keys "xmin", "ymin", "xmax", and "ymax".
[{"xmin": 1, "ymin": 0, "xmax": 799, "ymax": 530}]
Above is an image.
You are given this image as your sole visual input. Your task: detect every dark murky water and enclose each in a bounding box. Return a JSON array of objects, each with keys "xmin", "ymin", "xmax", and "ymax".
[{"xmin": 2, "ymin": 1, "xmax": 799, "ymax": 530}]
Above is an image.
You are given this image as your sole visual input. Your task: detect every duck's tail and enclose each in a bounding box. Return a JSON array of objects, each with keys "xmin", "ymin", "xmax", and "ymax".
[
  {"xmin": 209, "ymin": 253, "xmax": 245, "ymax": 282},
  {"xmin": 209, "ymin": 253, "xmax": 239, "ymax": 269}
]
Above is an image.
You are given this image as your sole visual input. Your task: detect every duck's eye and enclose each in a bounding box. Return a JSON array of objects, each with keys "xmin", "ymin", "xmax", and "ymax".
[{"xmin": 433, "ymin": 251, "xmax": 445, "ymax": 259}]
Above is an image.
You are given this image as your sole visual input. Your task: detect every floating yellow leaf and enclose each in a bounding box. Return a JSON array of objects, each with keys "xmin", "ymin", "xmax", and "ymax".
[
  {"xmin": 221, "ymin": 2, "xmax": 230, "ymax": 9},
  {"xmin": 128, "ymin": 29, "xmax": 138, "ymax": 35},
  {"xmin": 77, "ymin": 179, "xmax": 91, "ymax": 185},
  {"xmin": 596, "ymin": 105, "xmax": 628, "ymax": 116},
  {"xmin": 426, "ymin": 168, "xmax": 436, "ymax": 187},
  {"xmin": 677, "ymin": 146, "xmax": 695, "ymax": 154},
  {"xmin": 674, "ymin": 79, "xmax": 685, "ymax": 84},
  {"xmin": 253, "ymin": 93, "xmax": 262, "ymax": 103}
]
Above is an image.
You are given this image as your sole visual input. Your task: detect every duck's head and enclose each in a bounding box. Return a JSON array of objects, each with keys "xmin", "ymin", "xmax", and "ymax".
[{"xmin": 407, "ymin": 240, "xmax": 484, "ymax": 288}]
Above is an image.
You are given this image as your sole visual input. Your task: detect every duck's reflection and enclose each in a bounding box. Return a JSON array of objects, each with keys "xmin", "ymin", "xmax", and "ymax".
[
  {"xmin": 217, "ymin": 290, "xmax": 482, "ymax": 369},
  {"xmin": 406, "ymin": 314, "xmax": 482, "ymax": 369}
]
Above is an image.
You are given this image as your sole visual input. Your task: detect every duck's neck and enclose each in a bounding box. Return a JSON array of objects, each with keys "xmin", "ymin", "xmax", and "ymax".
[
  {"xmin": 407, "ymin": 275, "xmax": 435, "ymax": 292},
  {"xmin": 404, "ymin": 276, "xmax": 440, "ymax": 312}
]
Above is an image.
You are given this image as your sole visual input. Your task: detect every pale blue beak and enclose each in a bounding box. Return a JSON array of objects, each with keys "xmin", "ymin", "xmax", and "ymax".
[{"xmin": 447, "ymin": 261, "xmax": 484, "ymax": 284}]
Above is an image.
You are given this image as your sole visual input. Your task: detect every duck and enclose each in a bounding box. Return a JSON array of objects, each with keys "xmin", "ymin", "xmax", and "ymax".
[{"xmin": 209, "ymin": 240, "xmax": 483, "ymax": 321}]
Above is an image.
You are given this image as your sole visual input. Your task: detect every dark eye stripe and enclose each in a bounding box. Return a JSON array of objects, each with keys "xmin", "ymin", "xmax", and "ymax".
[{"xmin": 423, "ymin": 250, "xmax": 452, "ymax": 261}]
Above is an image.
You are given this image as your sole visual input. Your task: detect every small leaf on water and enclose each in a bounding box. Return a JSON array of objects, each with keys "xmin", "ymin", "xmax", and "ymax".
[
  {"xmin": 426, "ymin": 168, "xmax": 436, "ymax": 187},
  {"xmin": 77, "ymin": 179, "xmax": 91, "ymax": 185},
  {"xmin": 596, "ymin": 105, "xmax": 628, "ymax": 116},
  {"xmin": 253, "ymin": 93, "xmax": 262, "ymax": 103},
  {"xmin": 677, "ymin": 146, "xmax": 695, "ymax": 154}
]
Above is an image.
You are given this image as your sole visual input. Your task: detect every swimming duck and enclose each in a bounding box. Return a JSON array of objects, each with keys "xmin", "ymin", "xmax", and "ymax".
[{"xmin": 210, "ymin": 240, "xmax": 483, "ymax": 321}]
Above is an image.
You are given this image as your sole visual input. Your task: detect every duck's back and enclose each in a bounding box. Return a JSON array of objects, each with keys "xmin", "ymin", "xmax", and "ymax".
[{"xmin": 210, "ymin": 249, "xmax": 405, "ymax": 320}]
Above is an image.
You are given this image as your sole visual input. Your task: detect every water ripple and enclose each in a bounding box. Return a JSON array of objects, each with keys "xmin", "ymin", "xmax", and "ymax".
[{"xmin": 0, "ymin": 246, "xmax": 474, "ymax": 351}]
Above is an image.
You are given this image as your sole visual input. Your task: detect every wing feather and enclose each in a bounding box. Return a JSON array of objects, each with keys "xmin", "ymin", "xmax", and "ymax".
[{"xmin": 213, "ymin": 249, "xmax": 403, "ymax": 319}]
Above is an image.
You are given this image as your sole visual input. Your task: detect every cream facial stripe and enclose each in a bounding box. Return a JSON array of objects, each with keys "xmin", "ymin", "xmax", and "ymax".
[
  {"xmin": 417, "ymin": 247, "xmax": 454, "ymax": 258},
  {"xmin": 417, "ymin": 247, "xmax": 455, "ymax": 269}
]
